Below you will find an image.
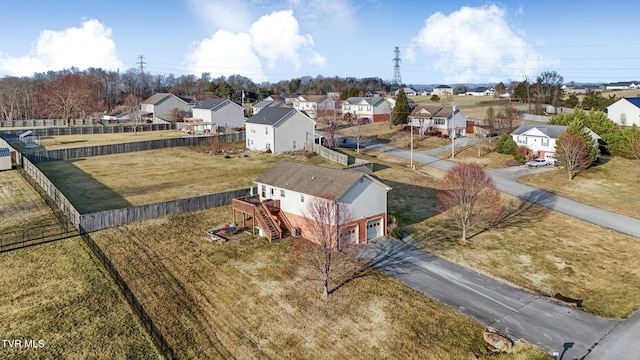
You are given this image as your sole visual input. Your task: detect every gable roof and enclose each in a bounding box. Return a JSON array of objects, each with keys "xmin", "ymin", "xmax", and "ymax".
[
  {"xmin": 624, "ymin": 97, "xmax": 640, "ymax": 108},
  {"xmin": 142, "ymin": 93, "xmax": 192, "ymax": 105},
  {"xmin": 254, "ymin": 160, "xmax": 391, "ymax": 199},
  {"xmin": 193, "ymin": 98, "xmax": 228, "ymax": 110},
  {"xmin": 511, "ymin": 124, "xmax": 567, "ymax": 138},
  {"xmin": 344, "ymin": 97, "xmax": 387, "ymax": 107},
  {"xmin": 253, "ymin": 100, "xmax": 276, "ymax": 108},
  {"xmin": 297, "ymin": 95, "xmax": 329, "ymax": 103},
  {"xmin": 246, "ymin": 107, "xmax": 298, "ymax": 125},
  {"xmin": 435, "ymin": 84, "xmax": 452, "ymax": 89}
]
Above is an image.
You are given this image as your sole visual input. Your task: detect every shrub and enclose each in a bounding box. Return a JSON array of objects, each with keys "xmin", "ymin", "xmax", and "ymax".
[
  {"xmin": 495, "ymin": 134, "xmax": 516, "ymax": 154},
  {"xmin": 514, "ymin": 154, "xmax": 525, "ymax": 163}
]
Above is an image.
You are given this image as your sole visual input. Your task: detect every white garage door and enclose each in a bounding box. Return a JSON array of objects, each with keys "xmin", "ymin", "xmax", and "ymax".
[
  {"xmin": 340, "ymin": 225, "xmax": 358, "ymax": 248},
  {"xmin": 366, "ymin": 218, "xmax": 382, "ymax": 240}
]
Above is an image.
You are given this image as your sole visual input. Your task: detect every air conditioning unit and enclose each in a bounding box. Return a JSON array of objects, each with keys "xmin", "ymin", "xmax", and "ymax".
[{"xmin": 291, "ymin": 227, "xmax": 300, "ymax": 238}]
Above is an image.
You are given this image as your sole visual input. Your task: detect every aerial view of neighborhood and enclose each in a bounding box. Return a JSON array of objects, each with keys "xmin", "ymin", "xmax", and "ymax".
[{"xmin": 1, "ymin": 1, "xmax": 639, "ymax": 359}]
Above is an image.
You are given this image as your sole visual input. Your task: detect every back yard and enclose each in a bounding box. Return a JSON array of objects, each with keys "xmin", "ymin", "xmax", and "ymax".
[
  {"xmin": 36, "ymin": 148, "xmax": 341, "ymax": 214},
  {"xmin": 92, "ymin": 207, "xmax": 545, "ymax": 359}
]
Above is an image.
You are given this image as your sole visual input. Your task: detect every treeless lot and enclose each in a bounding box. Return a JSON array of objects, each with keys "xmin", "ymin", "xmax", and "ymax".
[
  {"xmin": 92, "ymin": 207, "xmax": 545, "ymax": 359},
  {"xmin": 34, "ymin": 130, "xmax": 183, "ymax": 150},
  {"xmin": 519, "ymin": 157, "xmax": 640, "ymax": 219},
  {"xmin": 0, "ymin": 238, "xmax": 159, "ymax": 359},
  {"xmin": 0, "ymin": 170, "xmax": 61, "ymax": 234},
  {"xmin": 36, "ymin": 149, "xmax": 341, "ymax": 214}
]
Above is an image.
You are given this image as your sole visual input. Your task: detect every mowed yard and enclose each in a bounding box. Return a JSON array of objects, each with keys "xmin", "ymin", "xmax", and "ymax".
[
  {"xmin": 36, "ymin": 148, "xmax": 341, "ymax": 214},
  {"xmin": 0, "ymin": 170, "xmax": 61, "ymax": 234},
  {"xmin": 0, "ymin": 172, "xmax": 158, "ymax": 358},
  {"xmin": 92, "ymin": 207, "xmax": 546, "ymax": 360},
  {"xmin": 25, "ymin": 130, "xmax": 183, "ymax": 151},
  {"xmin": 338, "ymin": 150, "xmax": 640, "ymax": 319}
]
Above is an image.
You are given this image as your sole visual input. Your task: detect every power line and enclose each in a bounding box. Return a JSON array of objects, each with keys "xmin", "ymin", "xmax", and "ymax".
[{"xmin": 137, "ymin": 55, "xmax": 146, "ymax": 73}]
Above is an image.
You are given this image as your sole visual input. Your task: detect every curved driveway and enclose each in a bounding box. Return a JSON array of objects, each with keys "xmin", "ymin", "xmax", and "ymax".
[{"xmin": 357, "ymin": 139, "xmax": 640, "ymax": 358}]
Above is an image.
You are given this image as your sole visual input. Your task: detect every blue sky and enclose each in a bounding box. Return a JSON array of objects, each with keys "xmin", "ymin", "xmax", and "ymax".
[{"xmin": 1, "ymin": 0, "xmax": 638, "ymax": 85}]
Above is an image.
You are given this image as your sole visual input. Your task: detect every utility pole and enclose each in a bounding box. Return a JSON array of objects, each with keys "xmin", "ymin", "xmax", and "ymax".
[
  {"xmin": 451, "ymin": 102, "xmax": 456, "ymax": 158},
  {"xmin": 137, "ymin": 55, "xmax": 146, "ymax": 73}
]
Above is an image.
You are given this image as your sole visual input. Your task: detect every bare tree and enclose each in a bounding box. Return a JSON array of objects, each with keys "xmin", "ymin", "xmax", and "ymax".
[
  {"xmin": 123, "ymin": 93, "xmax": 142, "ymax": 134},
  {"xmin": 350, "ymin": 121, "xmax": 372, "ymax": 153},
  {"xmin": 299, "ymin": 194, "xmax": 355, "ymax": 298},
  {"xmin": 36, "ymin": 73, "xmax": 103, "ymax": 122},
  {"xmin": 484, "ymin": 106, "xmax": 496, "ymax": 140},
  {"xmin": 437, "ymin": 163, "xmax": 504, "ymax": 241},
  {"xmin": 555, "ymin": 132, "xmax": 592, "ymax": 180}
]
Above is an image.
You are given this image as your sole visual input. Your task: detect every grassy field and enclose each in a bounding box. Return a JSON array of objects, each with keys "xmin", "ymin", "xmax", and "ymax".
[
  {"xmin": 22, "ymin": 130, "xmax": 183, "ymax": 151},
  {"xmin": 519, "ymin": 157, "xmax": 640, "ymax": 219},
  {"xmin": 37, "ymin": 148, "xmax": 340, "ymax": 214},
  {"xmin": 0, "ymin": 170, "xmax": 61, "ymax": 234},
  {"xmin": 336, "ymin": 121, "xmax": 451, "ymax": 151},
  {"xmin": 438, "ymin": 140, "xmax": 515, "ymax": 169},
  {"xmin": 92, "ymin": 207, "xmax": 546, "ymax": 359},
  {"xmin": 335, "ymin": 149, "xmax": 640, "ymax": 318},
  {"xmin": 0, "ymin": 237, "xmax": 159, "ymax": 359}
]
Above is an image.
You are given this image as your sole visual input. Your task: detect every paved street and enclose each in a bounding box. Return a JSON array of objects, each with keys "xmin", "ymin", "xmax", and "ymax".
[
  {"xmin": 355, "ymin": 139, "xmax": 640, "ymax": 358},
  {"xmin": 353, "ymin": 237, "xmax": 619, "ymax": 359}
]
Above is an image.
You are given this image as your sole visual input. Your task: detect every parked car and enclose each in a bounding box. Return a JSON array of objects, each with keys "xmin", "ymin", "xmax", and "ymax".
[{"xmin": 526, "ymin": 158, "xmax": 554, "ymax": 167}]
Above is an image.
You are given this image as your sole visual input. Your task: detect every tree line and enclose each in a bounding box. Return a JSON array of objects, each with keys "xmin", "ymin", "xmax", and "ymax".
[{"xmin": 0, "ymin": 67, "xmax": 391, "ymax": 121}]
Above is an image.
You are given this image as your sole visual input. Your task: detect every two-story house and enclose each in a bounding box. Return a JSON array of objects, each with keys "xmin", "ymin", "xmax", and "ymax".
[
  {"xmin": 192, "ymin": 98, "xmax": 246, "ymax": 131},
  {"xmin": 341, "ymin": 97, "xmax": 392, "ymax": 123},
  {"xmin": 141, "ymin": 93, "xmax": 193, "ymax": 123},
  {"xmin": 292, "ymin": 95, "xmax": 336, "ymax": 119},
  {"xmin": 245, "ymin": 107, "xmax": 315, "ymax": 153},
  {"xmin": 511, "ymin": 124, "xmax": 601, "ymax": 162}
]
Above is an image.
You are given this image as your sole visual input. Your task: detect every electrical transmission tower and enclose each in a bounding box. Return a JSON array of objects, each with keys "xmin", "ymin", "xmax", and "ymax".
[
  {"xmin": 137, "ymin": 55, "xmax": 146, "ymax": 73},
  {"xmin": 392, "ymin": 46, "xmax": 402, "ymax": 88}
]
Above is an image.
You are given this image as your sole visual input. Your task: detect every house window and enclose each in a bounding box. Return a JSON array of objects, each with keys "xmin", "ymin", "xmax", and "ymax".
[
  {"xmin": 541, "ymin": 138, "xmax": 549, "ymax": 147},
  {"xmin": 247, "ymin": 139, "xmax": 250, "ymax": 148},
  {"xmin": 250, "ymin": 125, "xmax": 255, "ymax": 133},
  {"xmin": 434, "ymin": 118, "xmax": 445, "ymax": 125},
  {"xmin": 292, "ymin": 140, "xmax": 297, "ymax": 149},
  {"xmin": 300, "ymin": 194, "xmax": 305, "ymax": 202},
  {"xmin": 265, "ymin": 126, "xmax": 268, "ymax": 134},
  {"xmin": 270, "ymin": 188, "xmax": 275, "ymax": 197},
  {"xmin": 517, "ymin": 136, "xmax": 527, "ymax": 144},
  {"xmin": 261, "ymin": 185, "xmax": 266, "ymax": 198},
  {"xmin": 280, "ymin": 189, "xmax": 285, "ymax": 197},
  {"xmin": 266, "ymin": 143, "xmax": 271, "ymax": 150}
]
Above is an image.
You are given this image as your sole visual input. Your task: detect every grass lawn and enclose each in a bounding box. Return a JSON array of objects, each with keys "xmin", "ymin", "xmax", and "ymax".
[
  {"xmin": 438, "ymin": 140, "xmax": 516, "ymax": 169},
  {"xmin": 338, "ymin": 150, "xmax": 640, "ymax": 318},
  {"xmin": 519, "ymin": 157, "xmax": 640, "ymax": 219},
  {"xmin": 0, "ymin": 170, "xmax": 61, "ymax": 234},
  {"xmin": 0, "ymin": 237, "xmax": 159, "ymax": 359},
  {"xmin": 336, "ymin": 121, "xmax": 451, "ymax": 151},
  {"xmin": 36, "ymin": 149, "xmax": 341, "ymax": 214},
  {"xmin": 18, "ymin": 130, "xmax": 184, "ymax": 152},
  {"xmin": 92, "ymin": 207, "xmax": 546, "ymax": 359}
]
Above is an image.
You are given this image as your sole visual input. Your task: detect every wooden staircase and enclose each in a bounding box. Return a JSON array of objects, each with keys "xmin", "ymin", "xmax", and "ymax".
[{"xmin": 256, "ymin": 204, "xmax": 281, "ymax": 241}]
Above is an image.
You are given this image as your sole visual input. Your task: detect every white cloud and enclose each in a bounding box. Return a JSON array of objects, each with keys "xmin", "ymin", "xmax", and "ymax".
[
  {"xmin": 186, "ymin": 9, "xmax": 324, "ymax": 82},
  {"xmin": 250, "ymin": 10, "xmax": 314, "ymax": 69},
  {"xmin": 185, "ymin": 30, "xmax": 267, "ymax": 83},
  {"xmin": 0, "ymin": 19, "xmax": 124, "ymax": 77},
  {"xmin": 188, "ymin": 0, "xmax": 254, "ymax": 33},
  {"xmin": 410, "ymin": 4, "xmax": 552, "ymax": 83}
]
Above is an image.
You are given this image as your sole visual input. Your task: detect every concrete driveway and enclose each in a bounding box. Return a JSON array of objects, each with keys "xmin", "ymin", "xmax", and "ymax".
[{"xmin": 352, "ymin": 237, "xmax": 619, "ymax": 359}]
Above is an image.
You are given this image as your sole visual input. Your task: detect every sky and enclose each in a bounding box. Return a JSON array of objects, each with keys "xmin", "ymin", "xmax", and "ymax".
[{"xmin": 1, "ymin": 1, "xmax": 639, "ymax": 86}]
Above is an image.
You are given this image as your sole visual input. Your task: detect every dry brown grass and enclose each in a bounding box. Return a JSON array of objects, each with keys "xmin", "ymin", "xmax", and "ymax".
[
  {"xmin": 37, "ymin": 130, "xmax": 183, "ymax": 150},
  {"xmin": 37, "ymin": 149, "xmax": 341, "ymax": 214},
  {"xmin": 0, "ymin": 170, "xmax": 61, "ymax": 234},
  {"xmin": 438, "ymin": 140, "xmax": 515, "ymax": 169},
  {"xmin": 0, "ymin": 237, "xmax": 159, "ymax": 359},
  {"xmin": 91, "ymin": 207, "xmax": 547, "ymax": 359},
  {"xmin": 408, "ymin": 195, "xmax": 640, "ymax": 319},
  {"xmin": 519, "ymin": 157, "xmax": 640, "ymax": 219},
  {"xmin": 336, "ymin": 122, "xmax": 451, "ymax": 151}
]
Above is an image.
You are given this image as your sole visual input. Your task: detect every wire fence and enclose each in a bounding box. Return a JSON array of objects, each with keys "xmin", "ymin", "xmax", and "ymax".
[
  {"xmin": 80, "ymin": 231, "xmax": 178, "ymax": 359},
  {"xmin": 0, "ymin": 224, "xmax": 78, "ymax": 253}
]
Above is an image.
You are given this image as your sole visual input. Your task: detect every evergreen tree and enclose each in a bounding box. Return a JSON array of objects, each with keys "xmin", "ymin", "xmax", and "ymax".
[{"xmin": 392, "ymin": 89, "xmax": 410, "ymax": 125}]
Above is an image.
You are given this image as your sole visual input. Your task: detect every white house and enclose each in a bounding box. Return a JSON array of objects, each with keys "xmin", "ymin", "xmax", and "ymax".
[
  {"xmin": 465, "ymin": 87, "xmax": 495, "ymax": 96},
  {"xmin": 606, "ymin": 97, "xmax": 640, "ymax": 126},
  {"xmin": 432, "ymin": 85, "xmax": 453, "ymax": 96},
  {"xmin": 510, "ymin": 124, "xmax": 601, "ymax": 162},
  {"xmin": 342, "ymin": 97, "xmax": 392, "ymax": 123},
  {"xmin": 0, "ymin": 148, "xmax": 11, "ymax": 171},
  {"xmin": 141, "ymin": 93, "xmax": 192, "ymax": 123},
  {"xmin": 292, "ymin": 95, "xmax": 336, "ymax": 119},
  {"xmin": 245, "ymin": 107, "xmax": 315, "ymax": 153},
  {"xmin": 605, "ymin": 81, "xmax": 639, "ymax": 91},
  {"xmin": 236, "ymin": 160, "xmax": 392, "ymax": 245},
  {"xmin": 394, "ymin": 87, "xmax": 417, "ymax": 96},
  {"xmin": 408, "ymin": 105, "xmax": 468, "ymax": 137},
  {"xmin": 192, "ymin": 98, "xmax": 245, "ymax": 130}
]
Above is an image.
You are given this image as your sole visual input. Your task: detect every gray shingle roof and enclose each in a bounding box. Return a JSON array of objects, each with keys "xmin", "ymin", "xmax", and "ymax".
[
  {"xmin": 193, "ymin": 98, "xmax": 227, "ymax": 109},
  {"xmin": 254, "ymin": 160, "xmax": 390, "ymax": 198},
  {"xmin": 246, "ymin": 107, "xmax": 297, "ymax": 125},
  {"xmin": 511, "ymin": 124, "xmax": 567, "ymax": 138},
  {"xmin": 344, "ymin": 97, "xmax": 387, "ymax": 106}
]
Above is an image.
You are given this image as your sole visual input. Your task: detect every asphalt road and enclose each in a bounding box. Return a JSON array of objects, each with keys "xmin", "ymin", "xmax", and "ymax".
[
  {"xmin": 361, "ymin": 140, "xmax": 640, "ymax": 238},
  {"xmin": 353, "ymin": 237, "xmax": 619, "ymax": 359}
]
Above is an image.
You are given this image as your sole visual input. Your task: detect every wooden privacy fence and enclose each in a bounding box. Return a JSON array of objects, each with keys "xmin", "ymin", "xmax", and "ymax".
[
  {"xmin": 79, "ymin": 187, "xmax": 256, "ymax": 233},
  {"xmin": 20, "ymin": 157, "xmax": 82, "ymax": 229},
  {"xmin": 0, "ymin": 119, "xmax": 95, "ymax": 127},
  {"xmin": 306, "ymin": 142, "xmax": 372, "ymax": 168},
  {"xmin": 24, "ymin": 132, "xmax": 245, "ymax": 163}
]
